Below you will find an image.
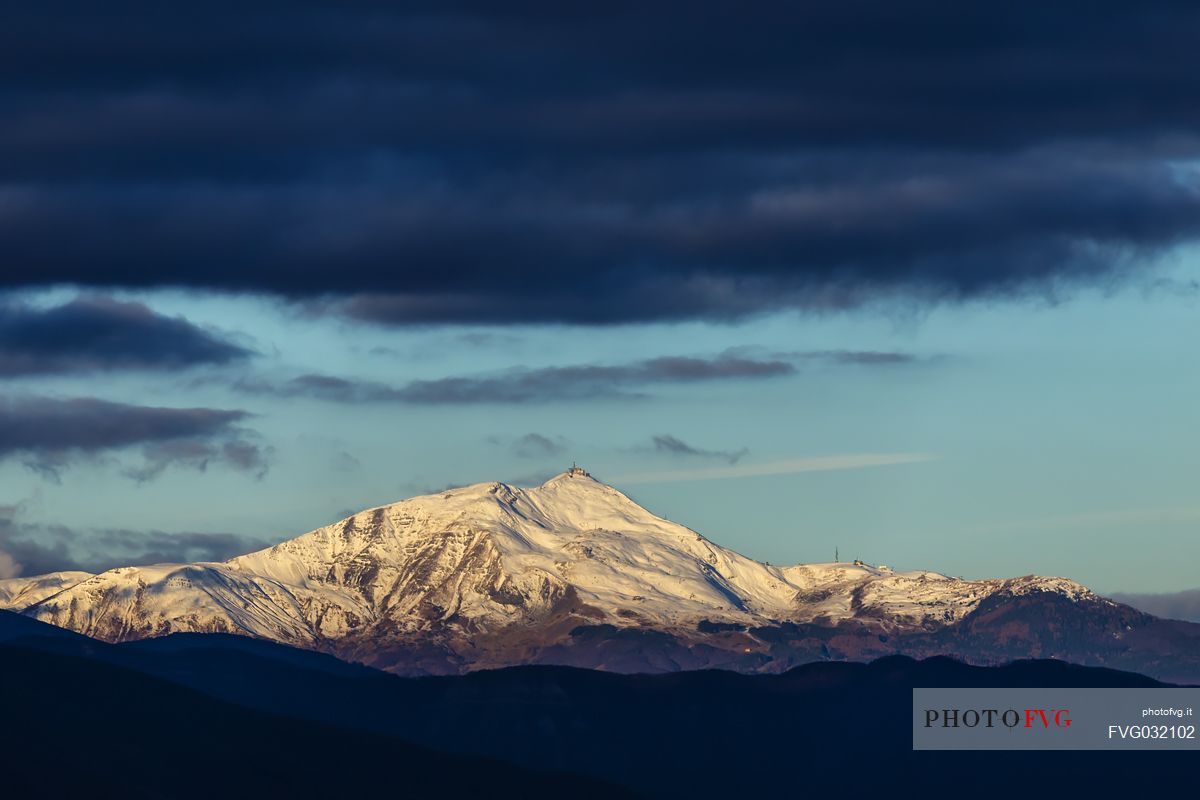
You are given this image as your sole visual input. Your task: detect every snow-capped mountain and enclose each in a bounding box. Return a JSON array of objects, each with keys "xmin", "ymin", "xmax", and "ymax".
[{"xmin": 2, "ymin": 469, "xmax": 1193, "ymax": 679}]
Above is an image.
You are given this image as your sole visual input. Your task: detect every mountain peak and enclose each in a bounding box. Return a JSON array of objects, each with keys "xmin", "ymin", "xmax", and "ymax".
[{"xmin": 540, "ymin": 464, "xmax": 596, "ymax": 485}]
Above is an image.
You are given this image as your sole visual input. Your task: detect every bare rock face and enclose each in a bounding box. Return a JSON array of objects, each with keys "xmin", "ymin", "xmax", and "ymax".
[{"xmin": 3, "ymin": 470, "xmax": 1197, "ymax": 681}]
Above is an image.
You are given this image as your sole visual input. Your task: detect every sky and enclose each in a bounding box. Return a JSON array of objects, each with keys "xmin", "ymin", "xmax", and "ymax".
[{"xmin": 2, "ymin": 3, "xmax": 1199, "ymax": 594}]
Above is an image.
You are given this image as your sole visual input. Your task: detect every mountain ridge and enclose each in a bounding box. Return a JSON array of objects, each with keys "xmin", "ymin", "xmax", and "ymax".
[{"xmin": 2, "ymin": 468, "xmax": 1196, "ymax": 680}]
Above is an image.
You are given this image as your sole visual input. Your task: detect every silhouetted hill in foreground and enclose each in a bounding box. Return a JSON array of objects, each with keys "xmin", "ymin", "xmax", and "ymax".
[
  {"xmin": 0, "ymin": 617, "xmax": 630, "ymax": 799},
  {"xmin": 1, "ymin": 611, "xmax": 1194, "ymax": 799}
]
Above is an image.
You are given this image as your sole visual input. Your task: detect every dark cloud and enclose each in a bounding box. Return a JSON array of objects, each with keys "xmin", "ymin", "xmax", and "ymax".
[
  {"xmin": 241, "ymin": 373, "xmax": 389, "ymax": 403},
  {"xmin": 646, "ymin": 434, "xmax": 747, "ymax": 465},
  {"xmin": 806, "ymin": 351, "xmax": 918, "ymax": 365},
  {"xmin": 363, "ymin": 332, "xmax": 522, "ymax": 361},
  {"xmin": 123, "ymin": 438, "xmax": 271, "ymax": 483},
  {"xmin": 0, "ymin": 296, "xmax": 251, "ymax": 376},
  {"xmin": 0, "ymin": 395, "xmax": 268, "ymax": 481},
  {"xmin": 232, "ymin": 349, "xmax": 916, "ymax": 405},
  {"xmin": 0, "ymin": 504, "xmax": 268, "ymax": 577},
  {"xmin": 455, "ymin": 332, "xmax": 523, "ymax": 348},
  {"xmin": 760, "ymin": 349, "xmax": 922, "ymax": 366},
  {"xmin": 233, "ymin": 351, "xmax": 794, "ymax": 405},
  {"xmin": 1111, "ymin": 590, "xmax": 1200, "ymax": 623},
  {"xmin": 511, "ymin": 433, "xmax": 567, "ymax": 459},
  {"xmin": 2, "ymin": 3, "xmax": 1199, "ymax": 322},
  {"xmin": 391, "ymin": 352, "xmax": 797, "ymax": 402}
]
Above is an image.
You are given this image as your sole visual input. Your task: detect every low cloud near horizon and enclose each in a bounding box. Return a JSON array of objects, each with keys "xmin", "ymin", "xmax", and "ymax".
[
  {"xmin": 1110, "ymin": 590, "xmax": 1200, "ymax": 623},
  {"xmin": 0, "ymin": 503, "xmax": 269, "ymax": 578}
]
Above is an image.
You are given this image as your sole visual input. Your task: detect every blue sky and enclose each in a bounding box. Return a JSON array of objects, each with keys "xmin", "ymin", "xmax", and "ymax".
[
  {"xmin": 3, "ymin": 249, "xmax": 1198, "ymax": 592},
  {"xmin": 4, "ymin": 4, "xmax": 1200, "ymax": 593}
]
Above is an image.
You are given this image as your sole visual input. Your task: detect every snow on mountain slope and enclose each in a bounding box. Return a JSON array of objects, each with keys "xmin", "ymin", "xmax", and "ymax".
[
  {"xmin": 13, "ymin": 562, "xmax": 365, "ymax": 643},
  {"xmin": 0, "ymin": 571, "xmax": 92, "ymax": 608},
  {"xmin": 0, "ymin": 469, "xmax": 1111, "ymax": 671},
  {"xmin": 224, "ymin": 470, "xmax": 799, "ymax": 629}
]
